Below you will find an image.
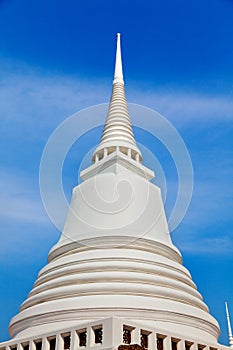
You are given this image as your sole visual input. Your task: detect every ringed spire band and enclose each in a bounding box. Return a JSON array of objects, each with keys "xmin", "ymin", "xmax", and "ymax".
[{"xmin": 92, "ymin": 33, "xmax": 142, "ymax": 163}]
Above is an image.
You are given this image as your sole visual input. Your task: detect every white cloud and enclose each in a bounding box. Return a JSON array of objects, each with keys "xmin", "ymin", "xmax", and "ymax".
[
  {"xmin": 174, "ymin": 235, "xmax": 233, "ymax": 254},
  {"xmin": 166, "ymin": 157, "xmax": 233, "ymax": 254},
  {"xmin": 0, "ymin": 59, "xmax": 232, "ymax": 255},
  {"xmin": 0, "ymin": 169, "xmax": 48, "ymax": 225},
  {"xmin": 127, "ymin": 87, "xmax": 233, "ymax": 126},
  {"xmin": 0, "ymin": 62, "xmax": 111, "ymax": 145},
  {"xmin": 1, "ymin": 59, "xmax": 232, "ymax": 135}
]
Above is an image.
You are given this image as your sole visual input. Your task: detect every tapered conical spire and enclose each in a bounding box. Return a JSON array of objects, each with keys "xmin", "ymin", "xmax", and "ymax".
[
  {"xmin": 113, "ymin": 33, "xmax": 124, "ymax": 84},
  {"xmin": 225, "ymin": 302, "xmax": 233, "ymax": 347},
  {"xmin": 92, "ymin": 33, "xmax": 142, "ymax": 163}
]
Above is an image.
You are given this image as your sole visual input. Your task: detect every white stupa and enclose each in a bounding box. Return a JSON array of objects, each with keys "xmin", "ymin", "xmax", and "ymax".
[{"xmin": 0, "ymin": 34, "xmax": 230, "ymax": 350}]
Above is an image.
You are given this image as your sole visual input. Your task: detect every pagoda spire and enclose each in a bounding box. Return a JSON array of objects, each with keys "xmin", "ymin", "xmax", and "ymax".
[
  {"xmin": 92, "ymin": 33, "xmax": 142, "ymax": 163},
  {"xmin": 225, "ymin": 302, "xmax": 233, "ymax": 348},
  {"xmin": 113, "ymin": 33, "xmax": 124, "ymax": 84}
]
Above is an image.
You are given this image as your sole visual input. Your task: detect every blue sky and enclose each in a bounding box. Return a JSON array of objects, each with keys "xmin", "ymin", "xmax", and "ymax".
[{"xmin": 0, "ymin": 0, "xmax": 233, "ymax": 345}]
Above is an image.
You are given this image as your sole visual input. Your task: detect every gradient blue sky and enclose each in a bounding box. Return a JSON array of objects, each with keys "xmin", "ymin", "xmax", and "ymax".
[{"xmin": 0, "ymin": 0, "xmax": 233, "ymax": 345}]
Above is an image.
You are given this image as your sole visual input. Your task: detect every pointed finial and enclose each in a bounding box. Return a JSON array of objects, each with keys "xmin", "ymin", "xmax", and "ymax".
[
  {"xmin": 113, "ymin": 32, "xmax": 124, "ymax": 84},
  {"xmin": 225, "ymin": 302, "xmax": 233, "ymax": 348},
  {"xmin": 91, "ymin": 33, "xmax": 143, "ymax": 166}
]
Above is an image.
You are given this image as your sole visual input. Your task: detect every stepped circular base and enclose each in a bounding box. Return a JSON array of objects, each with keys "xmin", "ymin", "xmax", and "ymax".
[{"xmin": 9, "ymin": 239, "xmax": 219, "ymax": 343}]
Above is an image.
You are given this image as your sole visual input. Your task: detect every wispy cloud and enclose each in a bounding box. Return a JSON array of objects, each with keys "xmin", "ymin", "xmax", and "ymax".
[
  {"xmin": 165, "ymin": 154, "xmax": 233, "ymax": 255},
  {"xmin": 174, "ymin": 235, "xmax": 233, "ymax": 254},
  {"xmin": 1, "ymin": 59, "xmax": 232, "ymax": 133},
  {"xmin": 0, "ymin": 169, "xmax": 48, "ymax": 225},
  {"xmin": 0, "ymin": 59, "xmax": 232, "ymax": 255},
  {"xmin": 127, "ymin": 87, "xmax": 233, "ymax": 126},
  {"xmin": 0, "ymin": 64, "xmax": 110, "ymax": 140}
]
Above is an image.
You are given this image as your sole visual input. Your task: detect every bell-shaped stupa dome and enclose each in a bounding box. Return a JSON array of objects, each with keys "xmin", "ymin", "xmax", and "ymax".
[{"xmin": 9, "ymin": 34, "xmax": 220, "ymax": 344}]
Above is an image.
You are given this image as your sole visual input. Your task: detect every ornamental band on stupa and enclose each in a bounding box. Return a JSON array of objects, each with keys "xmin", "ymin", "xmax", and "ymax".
[{"xmin": 0, "ymin": 33, "xmax": 232, "ymax": 350}]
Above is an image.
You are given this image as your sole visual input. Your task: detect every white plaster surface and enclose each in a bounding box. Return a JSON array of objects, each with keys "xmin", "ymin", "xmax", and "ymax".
[{"xmin": 4, "ymin": 34, "xmax": 222, "ymax": 348}]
